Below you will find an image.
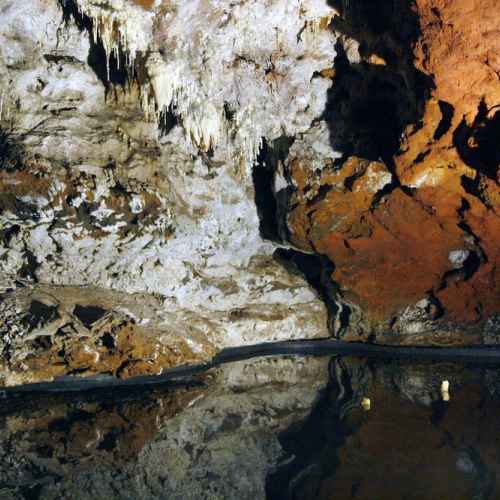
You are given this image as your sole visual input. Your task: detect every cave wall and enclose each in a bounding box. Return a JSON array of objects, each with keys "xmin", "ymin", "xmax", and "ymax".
[
  {"xmin": 284, "ymin": 0, "xmax": 500, "ymax": 344},
  {"xmin": 0, "ymin": 0, "xmax": 498, "ymax": 385},
  {"xmin": 0, "ymin": 0, "xmax": 334, "ymax": 385}
]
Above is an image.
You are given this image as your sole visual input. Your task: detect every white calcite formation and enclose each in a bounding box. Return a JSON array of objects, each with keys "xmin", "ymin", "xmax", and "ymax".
[
  {"xmin": 88, "ymin": 0, "xmax": 335, "ymax": 164},
  {"xmin": 0, "ymin": 0, "xmax": 341, "ymax": 384}
]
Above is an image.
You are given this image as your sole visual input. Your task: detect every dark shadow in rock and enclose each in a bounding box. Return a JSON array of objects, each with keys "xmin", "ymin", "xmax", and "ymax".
[
  {"xmin": 438, "ymin": 250, "xmax": 482, "ymax": 292},
  {"xmin": 158, "ymin": 104, "xmax": 179, "ymax": 137},
  {"xmin": 0, "ymin": 120, "xmax": 26, "ymax": 172},
  {"xmin": 73, "ymin": 305, "xmax": 107, "ymax": 329},
  {"xmin": 460, "ymin": 174, "xmax": 495, "ymax": 210},
  {"xmin": 325, "ymin": 0, "xmax": 433, "ymax": 164},
  {"xmin": 453, "ymin": 101, "xmax": 500, "ymax": 181},
  {"xmin": 0, "ymin": 224, "xmax": 20, "ymax": 246},
  {"xmin": 273, "ymin": 248, "xmax": 345, "ymax": 335},
  {"xmin": 97, "ymin": 431, "xmax": 118, "ymax": 451},
  {"xmin": 57, "ymin": 0, "xmax": 131, "ymax": 89},
  {"xmin": 18, "ymin": 250, "xmax": 39, "ymax": 282},
  {"xmin": 434, "ymin": 100, "xmax": 455, "ymax": 141},
  {"xmin": 23, "ymin": 300, "xmax": 59, "ymax": 330},
  {"xmin": 253, "ymin": 136, "xmax": 295, "ymax": 243},
  {"xmin": 101, "ymin": 332, "xmax": 116, "ymax": 350}
]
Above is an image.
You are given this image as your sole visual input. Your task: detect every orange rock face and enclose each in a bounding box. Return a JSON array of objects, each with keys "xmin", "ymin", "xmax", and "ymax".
[
  {"xmin": 286, "ymin": 0, "xmax": 499, "ymax": 342},
  {"xmin": 130, "ymin": 0, "xmax": 157, "ymax": 10}
]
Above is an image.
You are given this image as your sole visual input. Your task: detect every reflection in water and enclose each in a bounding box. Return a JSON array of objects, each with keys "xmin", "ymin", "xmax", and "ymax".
[
  {"xmin": 1, "ymin": 355, "xmax": 500, "ymax": 499},
  {"xmin": 0, "ymin": 356, "xmax": 329, "ymax": 499},
  {"xmin": 268, "ymin": 358, "xmax": 500, "ymax": 500}
]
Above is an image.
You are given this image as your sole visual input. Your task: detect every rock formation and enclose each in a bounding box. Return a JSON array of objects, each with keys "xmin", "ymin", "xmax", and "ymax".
[
  {"xmin": 0, "ymin": 0, "xmax": 498, "ymax": 385},
  {"xmin": 283, "ymin": 0, "xmax": 500, "ymax": 343}
]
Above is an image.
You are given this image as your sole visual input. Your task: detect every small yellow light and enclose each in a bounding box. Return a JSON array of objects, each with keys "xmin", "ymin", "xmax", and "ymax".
[
  {"xmin": 441, "ymin": 380, "xmax": 450, "ymax": 401},
  {"xmin": 361, "ymin": 397, "xmax": 371, "ymax": 411}
]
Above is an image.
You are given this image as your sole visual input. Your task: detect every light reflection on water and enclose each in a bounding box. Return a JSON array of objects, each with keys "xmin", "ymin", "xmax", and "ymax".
[
  {"xmin": 2, "ymin": 356, "xmax": 500, "ymax": 499},
  {"xmin": 268, "ymin": 358, "xmax": 500, "ymax": 500}
]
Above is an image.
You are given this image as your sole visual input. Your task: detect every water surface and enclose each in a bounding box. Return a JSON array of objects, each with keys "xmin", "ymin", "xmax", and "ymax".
[{"xmin": 1, "ymin": 355, "xmax": 500, "ymax": 499}]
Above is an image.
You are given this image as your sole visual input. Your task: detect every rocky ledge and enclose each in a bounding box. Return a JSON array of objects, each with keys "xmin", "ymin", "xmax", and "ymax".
[{"xmin": 0, "ymin": 0, "xmax": 498, "ymax": 386}]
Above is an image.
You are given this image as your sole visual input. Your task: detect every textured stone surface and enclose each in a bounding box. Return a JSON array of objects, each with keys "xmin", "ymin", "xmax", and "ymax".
[
  {"xmin": 284, "ymin": 0, "xmax": 500, "ymax": 343},
  {"xmin": 0, "ymin": 0, "xmax": 499, "ymax": 387},
  {"xmin": 0, "ymin": 0, "xmax": 332, "ymax": 385}
]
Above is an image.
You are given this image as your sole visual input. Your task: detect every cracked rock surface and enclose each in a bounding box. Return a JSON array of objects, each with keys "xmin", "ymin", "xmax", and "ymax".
[
  {"xmin": 0, "ymin": 0, "xmax": 499, "ymax": 385},
  {"xmin": 283, "ymin": 0, "xmax": 499, "ymax": 343},
  {"xmin": 0, "ymin": 0, "xmax": 332, "ymax": 385}
]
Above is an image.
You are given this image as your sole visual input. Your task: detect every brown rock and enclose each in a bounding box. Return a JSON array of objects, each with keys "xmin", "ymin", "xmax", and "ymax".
[{"xmin": 286, "ymin": 0, "xmax": 500, "ymax": 342}]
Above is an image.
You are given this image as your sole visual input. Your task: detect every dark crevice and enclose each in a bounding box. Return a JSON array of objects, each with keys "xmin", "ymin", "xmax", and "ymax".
[
  {"xmin": 457, "ymin": 222, "xmax": 488, "ymax": 264},
  {"xmin": 57, "ymin": 0, "xmax": 135, "ymax": 90},
  {"xmin": 344, "ymin": 168, "xmax": 366, "ymax": 191},
  {"xmin": 337, "ymin": 302, "xmax": 353, "ymax": 334},
  {"xmin": 253, "ymin": 136, "xmax": 295, "ymax": 243},
  {"xmin": 306, "ymin": 183, "xmax": 333, "ymax": 208},
  {"xmin": 101, "ymin": 332, "xmax": 116, "ymax": 350},
  {"xmin": 0, "ymin": 224, "xmax": 20, "ymax": 245},
  {"xmin": 461, "ymin": 175, "xmax": 492, "ymax": 209},
  {"xmin": 436, "ymin": 229, "xmax": 484, "ymax": 293},
  {"xmin": 158, "ymin": 104, "xmax": 179, "ymax": 137},
  {"xmin": 223, "ymin": 102, "xmax": 236, "ymax": 122},
  {"xmin": 461, "ymin": 174, "xmax": 482, "ymax": 199},
  {"xmin": 274, "ymin": 248, "xmax": 343, "ymax": 336},
  {"xmin": 97, "ymin": 431, "xmax": 118, "ymax": 451},
  {"xmin": 66, "ymin": 367, "xmax": 91, "ymax": 376},
  {"xmin": 73, "ymin": 305, "xmax": 107, "ymax": 329},
  {"xmin": 370, "ymin": 172, "xmax": 401, "ymax": 208},
  {"xmin": 433, "ymin": 100, "xmax": 454, "ymax": 141},
  {"xmin": 413, "ymin": 149, "xmax": 431, "ymax": 165},
  {"xmin": 23, "ymin": 301, "xmax": 59, "ymax": 330},
  {"xmin": 461, "ymin": 252, "xmax": 482, "ymax": 280},
  {"xmin": 425, "ymin": 293, "xmax": 445, "ymax": 320},
  {"xmin": 43, "ymin": 53, "xmax": 81, "ymax": 65},
  {"xmin": 438, "ymin": 253, "xmax": 481, "ymax": 291},
  {"xmin": 0, "ymin": 120, "xmax": 26, "ymax": 172},
  {"xmin": 19, "ymin": 251, "xmax": 39, "ymax": 282},
  {"xmin": 32, "ymin": 336, "xmax": 54, "ymax": 350},
  {"xmin": 457, "ymin": 197, "xmax": 471, "ymax": 219},
  {"xmin": 453, "ymin": 101, "xmax": 500, "ymax": 181}
]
